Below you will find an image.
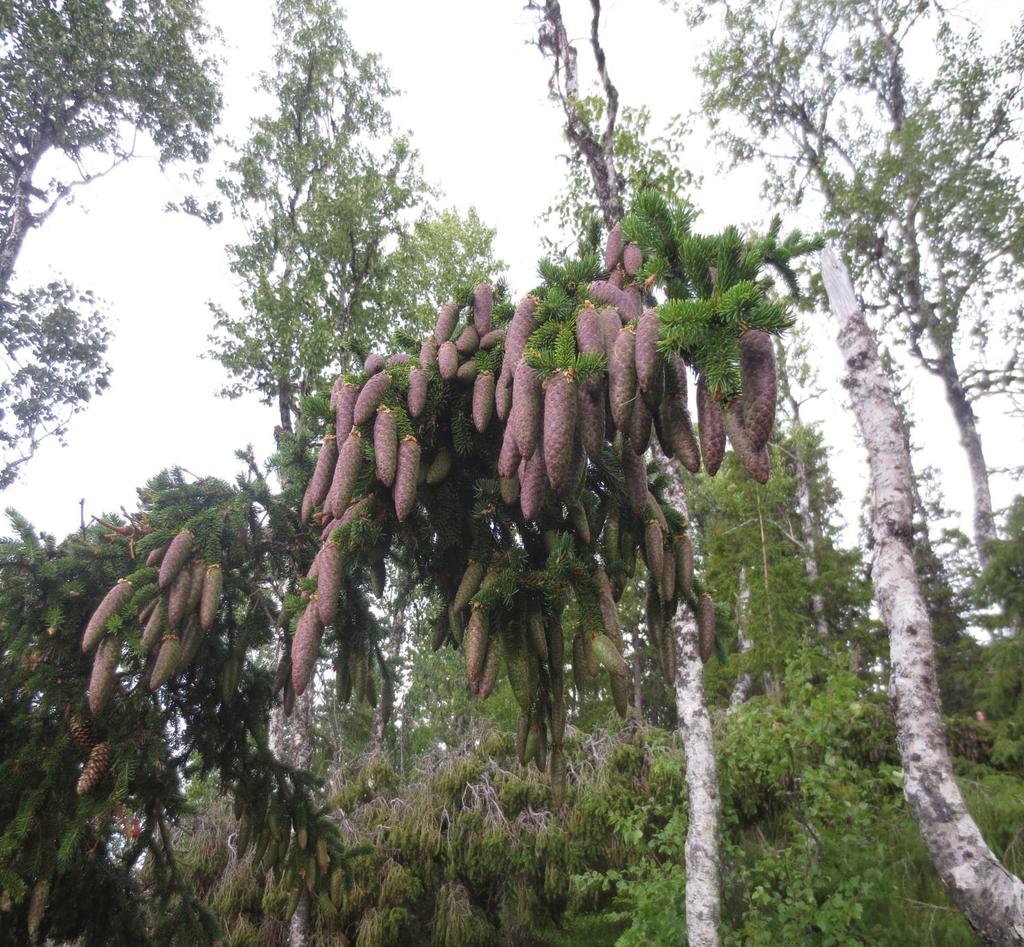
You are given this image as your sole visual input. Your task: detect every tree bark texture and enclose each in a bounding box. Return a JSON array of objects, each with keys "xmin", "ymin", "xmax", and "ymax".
[
  {"xmin": 822, "ymin": 246, "xmax": 1024, "ymax": 946},
  {"xmin": 791, "ymin": 445, "xmax": 829, "ymax": 637},
  {"xmin": 729, "ymin": 566, "xmax": 754, "ymax": 708}
]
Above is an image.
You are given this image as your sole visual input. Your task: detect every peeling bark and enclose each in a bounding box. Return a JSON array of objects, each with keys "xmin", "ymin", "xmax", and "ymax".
[
  {"xmin": 729, "ymin": 566, "xmax": 754, "ymax": 708},
  {"xmin": 822, "ymin": 246, "xmax": 1024, "ymax": 947}
]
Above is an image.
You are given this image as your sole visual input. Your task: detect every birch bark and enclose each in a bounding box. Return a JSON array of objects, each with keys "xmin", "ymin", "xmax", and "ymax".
[
  {"xmin": 729, "ymin": 567, "xmax": 753, "ymax": 708},
  {"xmin": 822, "ymin": 246, "xmax": 1024, "ymax": 946}
]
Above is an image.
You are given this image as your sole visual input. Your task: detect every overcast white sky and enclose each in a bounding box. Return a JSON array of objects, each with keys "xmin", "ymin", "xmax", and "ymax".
[{"xmin": 4, "ymin": 0, "xmax": 1021, "ymax": 554}]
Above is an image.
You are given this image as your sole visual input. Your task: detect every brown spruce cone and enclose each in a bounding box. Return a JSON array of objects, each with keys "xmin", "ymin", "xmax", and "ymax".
[
  {"xmin": 434, "ymin": 299, "xmax": 459, "ymax": 344},
  {"xmin": 82, "ymin": 578, "xmax": 134, "ymax": 653},
  {"xmin": 455, "ymin": 324, "xmax": 479, "ymax": 356},
  {"xmin": 644, "ymin": 521, "xmax": 665, "ymax": 595},
  {"xmin": 141, "ymin": 600, "xmax": 165, "ymax": 650},
  {"xmin": 453, "ymin": 560, "xmax": 485, "ymax": 615},
  {"xmin": 393, "ymin": 437, "xmax": 421, "ymax": 522},
  {"xmin": 661, "ymin": 355, "xmax": 701, "ymax": 472},
  {"xmin": 603, "ymin": 222, "xmax": 624, "ymax": 270},
  {"xmin": 519, "ymin": 448, "xmax": 547, "ymax": 521},
  {"xmin": 592, "ymin": 633, "xmax": 629, "ymax": 716},
  {"xmin": 598, "ymin": 306, "xmax": 623, "ymax": 361},
  {"xmin": 645, "ymin": 580, "xmax": 665, "ymax": 652},
  {"xmin": 291, "ymin": 602, "xmax": 323, "ymax": 697},
  {"xmin": 76, "ymin": 742, "xmax": 111, "ymax": 796},
  {"xmin": 437, "ymin": 340, "xmax": 459, "ymax": 380},
  {"xmin": 166, "ymin": 566, "xmax": 192, "ymax": 630},
  {"xmin": 374, "ymin": 407, "xmax": 398, "ymax": 487},
  {"xmin": 595, "ymin": 567, "xmax": 623, "ymax": 650},
  {"xmin": 407, "ymin": 367, "xmax": 428, "ymax": 418},
  {"xmin": 740, "ymin": 329, "xmax": 777, "ymax": 451},
  {"xmin": 339, "ymin": 494, "xmax": 373, "ymax": 527},
  {"xmin": 501, "ymin": 295, "xmax": 537, "ymax": 383},
  {"xmin": 722, "ymin": 399, "xmax": 770, "ymax": 484},
  {"xmin": 419, "ymin": 339, "xmax": 438, "ymax": 369},
  {"xmin": 511, "ymin": 359, "xmax": 542, "ymax": 459},
  {"xmin": 675, "ymin": 533, "xmax": 694, "ymax": 597},
  {"xmin": 335, "ymin": 380, "xmax": 359, "ymax": 438},
  {"xmin": 622, "ymin": 284, "xmax": 642, "ymax": 320},
  {"xmin": 698, "ymin": 593, "xmax": 716, "ymax": 664},
  {"xmin": 609, "ymin": 327, "xmax": 638, "ymax": 433},
  {"xmin": 88, "ymin": 636, "xmax": 119, "ymax": 717},
  {"xmin": 472, "ymin": 371, "xmax": 495, "ymax": 432},
  {"xmin": 465, "ymin": 605, "xmax": 489, "ymax": 687},
  {"xmin": 623, "ymin": 242, "xmax": 643, "ymax": 276},
  {"xmin": 635, "ymin": 309, "xmax": 664, "ymax": 408},
  {"xmin": 499, "ymin": 475, "xmax": 520, "ymax": 505},
  {"xmin": 495, "ymin": 371, "xmax": 513, "ymax": 422},
  {"xmin": 473, "ymin": 282, "xmax": 494, "ymax": 336},
  {"xmin": 497, "ymin": 424, "xmax": 521, "ymax": 478},
  {"xmin": 620, "ymin": 443, "xmax": 648, "ymax": 516},
  {"xmin": 177, "ymin": 613, "xmax": 205, "ymax": 670},
  {"xmin": 625, "ymin": 394, "xmax": 653, "ymax": 454},
  {"xmin": 316, "ymin": 542, "xmax": 342, "ymax": 625},
  {"xmin": 578, "ymin": 381, "xmax": 606, "ymax": 461},
  {"xmin": 425, "ymin": 447, "xmax": 452, "ymax": 485},
  {"xmin": 27, "ymin": 878, "xmax": 49, "ymax": 938},
  {"xmin": 660, "ymin": 538, "xmax": 676, "ymax": 603},
  {"xmin": 185, "ymin": 559, "xmax": 206, "ymax": 617},
  {"xmin": 480, "ymin": 327, "xmax": 505, "ymax": 350},
  {"xmin": 661, "ymin": 622, "xmax": 677, "ymax": 685},
  {"xmin": 145, "ymin": 544, "xmax": 167, "ymax": 567},
  {"xmin": 478, "ymin": 637, "xmax": 501, "ymax": 700},
  {"xmin": 543, "ymin": 370, "xmax": 577, "ymax": 497},
  {"xmin": 353, "ymin": 372, "xmax": 391, "ymax": 426},
  {"xmin": 326, "ymin": 430, "xmax": 363, "ymax": 518},
  {"xmin": 387, "ymin": 352, "xmax": 411, "ymax": 367},
  {"xmin": 301, "ymin": 433, "xmax": 338, "ymax": 524},
  {"xmin": 69, "ymin": 713, "xmax": 94, "ymax": 750},
  {"xmin": 575, "ymin": 304, "xmax": 605, "ymax": 357},
  {"xmin": 158, "ymin": 530, "xmax": 194, "ymax": 592},
  {"xmin": 588, "ymin": 279, "xmax": 632, "ymax": 313},
  {"xmin": 696, "ymin": 376, "xmax": 726, "ymax": 476},
  {"xmin": 363, "ymin": 352, "xmax": 385, "ymax": 376}
]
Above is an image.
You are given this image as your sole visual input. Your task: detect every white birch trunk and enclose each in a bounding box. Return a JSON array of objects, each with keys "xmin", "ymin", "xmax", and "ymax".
[
  {"xmin": 660, "ymin": 462, "xmax": 722, "ymax": 947},
  {"xmin": 792, "ymin": 448, "xmax": 829, "ymax": 637},
  {"xmin": 822, "ymin": 246, "xmax": 1024, "ymax": 947},
  {"xmin": 729, "ymin": 567, "xmax": 754, "ymax": 708}
]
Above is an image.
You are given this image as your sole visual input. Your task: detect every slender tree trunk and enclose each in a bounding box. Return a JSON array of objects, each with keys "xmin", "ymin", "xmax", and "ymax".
[
  {"xmin": 822, "ymin": 246, "xmax": 1024, "ymax": 946},
  {"xmin": 631, "ymin": 626, "xmax": 644, "ymax": 716},
  {"xmin": 729, "ymin": 567, "xmax": 753, "ymax": 708},
  {"xmin": 370, "ymin": 596, "xmax": 406, "ymax": 752},
  {"xmin": 792, "ymin": 448, "xmax": 829, "ymax": 637}
]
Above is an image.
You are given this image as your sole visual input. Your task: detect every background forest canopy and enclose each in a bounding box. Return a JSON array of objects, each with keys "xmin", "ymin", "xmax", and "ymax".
[{"xmin": 1, "ymin": 1, "xmax": 1023, "ymax": 946}]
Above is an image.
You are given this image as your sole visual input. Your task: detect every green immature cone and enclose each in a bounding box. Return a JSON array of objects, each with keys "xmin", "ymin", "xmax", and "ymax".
[
  {"xmin": 419, "ymin": 338, "xmax": 438, "ymax": 368},
  {"xmin": 316, "ymin": 542, "xmax": 343, "ymax": 625},
  {"xmin": 503, "ymin": 626, "xmax": 538, "ymax": 712},
  {"xmin": 149, "ymin": 635, "xmax": 181, "ymax": 690},
  {"xmin": 645, "ymin": 579, "xmax": 664, "ymax": 652},
  {"xmin": 437, "ymin": 340, "xmax": 459, "ymax": 380},
  {"xmin": 353, "ymin": 372, "xmax": 391, "ymax": 426},
  {"xmin": 292, "ymin": 601, "xmax": 323, "ymax": 697},
  {"xmin": 604, "ymin": 222, "xmax": 624, "ymax": 270},
  {"xmin": 609, "ymin": 326, "xmax": 637, "ymax": 433},
  {"xmin": 480, "ymin": 327, "xmax": 504, "ymax": 350},
  {"xmin": 166, "ymin": 565, "xmax": 192, "ymax": 630},
  {"xmin": 595, "ymin": 567, "xmax": 623, "ymax": 651},
  {"xmin": 200, "ymin": 565, "xmax": 222, "ymax": 631},
  {"xmin": 500, "ymin": 475, "xmax": 520, "ymax": 505},
  {"xmin": 27, "ymin": 878, "xmax": 49, "ymax": 938},
  {"xmin": 592, "ymin": 633, "xmax": 629, "ymax": 717},
  {"xmin": 644, "ymin": 521, "xmax": 665, "ymax": 595},
  {"xmin": 519, "ymin": 448, "xmax": 547, "ymax": 521},
  {"xmin": 393, "ymin": 437, "xmax": 421, "ymax": 522},
  {"xmin": 740, "ymin": 329, "xmax": 777, "ymax": 452},
  {"xmin": 425, "ymin": 447, "xmax": 452, "ymax": 485},
  {"xmin": 527, "ymin": 607, "xmax": 549, "ymax": 665},
  {"xmin": 473, "ymin": 281, "xmax": 493, "ymax": 335},
  {"xmin": 327, "ymin": 430, "xmax": 363, "ymax": 519},
  {"xmin": 697, "ymin": 376, "xmax": 726, "ymax": 476},
  {"xmin": 434, "ymin": 299, "xmax": 459, "ymax": 344},
  {"xmin": 82, "ymin": 578, "xmax": 133, "ymax": 653},
  {"xmin": 634, "ymin": 309, "xmax": 664, "ymax": 407},
  {"xmin": 88, "ymin": 636, "xmax": 119, "ymax": 717},
  {"xmin": 374, "ymin": 407, "xmax": 398, "ymax": 487},
  {"xmin": 335, "ymin": 380, "xmax": 359, "ymax": 437},
  {"xmin": 543, "ymin": 371, "xmax": 577, "ymax": 497},
  {"xmin": 407, "ymin": 367, "xmax": 428, "ymax": 418},
  {"xmin": 478, "ymin": 637, "xmax": 501, "ymax": 700},
  {"xmin": 620, "ymin": 443, "xmax": 648, "ymax": 516},
  {"xmin": 453, "ymin": 560, "xmax": 485, "ymax": 615},
  {"xmin": 158, "ymin": 529, "xmax": 194, "ymax": 591},
  {"xmin": 472, "ymin": 371, "xmax": 495, "ymax": 432},
  {"xmin": 456, "ymin": 359, "xmax": 478, "ymax": 382},
  {"xmin": 76, "ymin": 741, "xmax": 111, "ymax": 796},
  {"xmin": 512, "ymin": 359, "xmax": 542, "ymax": 459},
  {"xmin": 722, "ymin": 400, "xmax": 770, "ymax": 484},
  {"xmin": 455, "ymin": 324, "xmax": 479, "ymax": 355},
  {"xmin": 185, "ymin": 559, "xmax": 205, "ymax": 617},
  {"xmin": 177, "ymin": 613, "xmax": 204, "ymax": 670},
  {"xmin": 465, "ymin": 605, "xmax": 489, "ymax": 688},
  {"xmin": 501, "ymin": 295, "xmax": 537, "ymax": 383},
  {"xmin": 302, "ymin": 434, "xmax": 338, "ymax": 524},
  {"xmin": 698, "ymin": 594, "xmax": 716, "ymax": 664}
]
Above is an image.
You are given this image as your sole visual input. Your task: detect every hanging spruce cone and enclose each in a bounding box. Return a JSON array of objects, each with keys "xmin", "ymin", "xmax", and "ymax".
[
  {"xmin": 623, "ymin": 242, "xmax": 643, "ymax": 276},
  {"xmin": 543, "ymin": 370, "xmax": 577, "ymax": 497},
  {"xmin": 185, "ymin": 559, "xmax": 206, "ymax": 617},
  {"xmin": 27, "ymin": 878, "xmax": 49, "ymax": 938},
  {"xmin": 499, "ymin": 475, "xmax": 520, "ymax": 505},
  {"xmin": 69, "ymin": 712, "xmax": 94, "ymax": 750},
  {"xmin": 635, "ymin": 308, "xmax": 664, "ymax": 407},
  {"xmin": 353, "ymin": 372, "xmax": 391, "ymax": 426},
  {"xmin": 76, "ymin": 742, "xmax": 111, "ymax": 796},
  {"xmin": 498, "ymin": 424, "xmax": 521, "ymax": 478},
  {"xmin": 434, "ymin": 299, "xmax": 459, "ymax": 344},
  {"xmin": 363, "ymin": 353, "xmax": 385, "ymax": 376},
  {"xmin": 145, "ymin": 544, "xmax": 167, "ymax": 567},
  {"xmin": 519, "ymin": 448, "xmax": 547, "ymax": 521},
  {"xmin": 82, "ymin": 578, "xmax": 133, "ymax": 653},
  {"xmin": 150, "ymin": 635, "xmax": 181, "ymax": 690},
  {"xmin": 675, "ymin": 533, "xmax": 694, "ymax": 597},
  {"xmin": 177, "ymin": 613, "xmax": 205, "ymax": 670},
  {"xmin": 480, "ymin": 327, "xmax": 504, "ymax": 350},
  {"xmin": 588, "ymin": 279, "xmax": 632, "ymax": 313},
  {"xmin": 595, "ymin": 567, "xmax": 623, "ymax": 650},
  {"xmin": 456, "ymin": 359, "xmax": 477, "ymax": 382},
  {"xmin": 291, "ymin": 602, "xmax": 323, "ymax": 697},
  {"xmin": 158, "ymin": 530, "xmax": 195, "ymax": 591},
  {"xmin": 88, "ymin": 636, "xmax": 119, "ymax": 717},
  {"xmin": 698, "ymin": 593, "xmax": 716, "ymax": 663},
  {"xmin": 645, "ymin": 580, "xmax": 664, "ymax": 652},
  {"xmin": 339, "ymin": 494, "xmax": 373, "ymax": 527},
  {"xmin": 301, "ymin": 434, "xmax": 338, "ymax": 524},
  {"xmin": 393, "ymin": 436, "xmax": 420, "ymax": 522},
  {"xmin": 453, "ymin": 560, "xmax": 484, "ymax": 615},
  {"xmin": 604, "ymin": 222, "xmax": 624, "ymax": 270},
  {"xmin": 374, "ymin": 407, "xmax": 398, "ymax": 487},
  {"xmin": 660, "ymin": 537, "xmax": 676, "ymax": 603},
  {"xmin": 578, "ymin": 382, "xmax": 606, "ymax": 461},
  {"xmin": 511, "ymin": 359, "xmax": 542, "ymax": 459},
  {"xmin": 425, "ymin": 447, "xmax": 452, "ymax": 485},
  {"xmin": 478, "ymin": 637, "xmax": 501, "ymax": 700},
  {"xmin": 697, "ymin": 376, "xmax": 726, "ymax": 476},
  {"xmin": 472, "ymin": 371, "xmax": 495, "ymax": 432},
  {"xmin": 592, "ymin": 633, "xmax": 629, "ymax": 716},
  {"xmin": 661, "ymin": 355, "xmax": 701, "ymax": 472},
  {"xmin": 465, "ymin": 605, "xmax": 489, "ymax": 688},
  {"xmin": 317, "ymin": 542, "xmax": 342, "ymax": 625},
  {"xmin": 625, "ymin": 394, "xmax": 653, "ymax": 454},
  {"xmin": 622, "ymin": 284, "xmax": 642, "ymax": 320},
  {"xmin": 387, "ymin": 352, "xmax": 410, "ymax": 367},
  {"xmin": 722, "ymin": 400, "xmax": 770, "ymax": 484},
  {"xmin": 495, "ymin": 370, "xmax": 513, "ymax": 422},
  {"xmin": 419, "ymin": 339, "xmax": 438, "ymax": 369},
  {"xmin": 166, "ymin": 566, "xmax": 192, "ymax": 630},
  {"xmin": 501, "ymin": 295, "xmax": 537, "ymax": 383},
  {"xmin": 644, "ymin": 521, "xmax": 665, "ymax": 594},
  {"xmin": 620, "ymin": 443, "xmax": 648, "ymax": 516},
  {"xmin": 335, "ymin": 380, "xmax": 359, "ymax": 437},
  {"xmin": 327, "ymin": 430, "xmax": 363, "ymax": 518},
  {"xmin": 437, "ymin": 341, "xmax": 459, "ymax": 380},
  {"xmin": 407, "ymin": 367, "xmax": 428, "ymax": 418},
  {"xmin": 740, "ymin": 329, "xmax": 777, "ymax": 451},
  {"xmin": 141, "ymin": 600, "xmax": 165, "ymax": 651},
  {"xmin": 609, "ymin": 327, "xmax": 637, "ymax": 432},
  {"xmin": 598, "ymin": 305, "xmax": 623, "ymax": 360},
  {"xmin": 661, "ymin": 621, "xmax": 677, "ymax": 684},
  {"xmin": 455, "ymin": 324, "xmax": 479, "ymax": 356},
  {"xmin": 576, "ymin": 304, "xmax": 604, "ymax": 357}
]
